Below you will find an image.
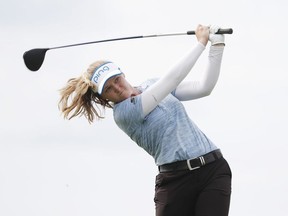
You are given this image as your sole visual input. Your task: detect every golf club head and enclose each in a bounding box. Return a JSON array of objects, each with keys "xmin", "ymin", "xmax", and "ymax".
[{"xmin": 23, "ymin": 48, "xmax": 49, "ymax": 71}]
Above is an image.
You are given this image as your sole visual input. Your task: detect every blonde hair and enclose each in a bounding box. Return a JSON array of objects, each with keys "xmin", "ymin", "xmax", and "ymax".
[{"xmin": 58, "ymin": 60, "xmax": 113, "ymax": 123}]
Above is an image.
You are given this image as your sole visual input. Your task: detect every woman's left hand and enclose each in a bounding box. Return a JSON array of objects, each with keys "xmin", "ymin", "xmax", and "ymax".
[{"xmin": 195, "ymin": 24, "xmax": 209, "ymax": 46}]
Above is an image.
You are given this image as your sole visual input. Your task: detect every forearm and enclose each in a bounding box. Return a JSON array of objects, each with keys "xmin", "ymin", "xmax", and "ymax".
[
  {"xmin": 141, "ymin": 42, "xmax": 206, "ymax": 115},
  {"xmin": 174, "ymin": 45, "xmax": 224, "ymax": 101}
]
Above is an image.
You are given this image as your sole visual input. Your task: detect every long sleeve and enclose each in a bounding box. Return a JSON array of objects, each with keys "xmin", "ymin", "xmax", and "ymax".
[
  {"xmin": 141, "ymin": 42, "xmax": 206, "ymax": 116},
  {"xmin": 173, "ymin": 45, "xmax": 225, "ymax": 101}
]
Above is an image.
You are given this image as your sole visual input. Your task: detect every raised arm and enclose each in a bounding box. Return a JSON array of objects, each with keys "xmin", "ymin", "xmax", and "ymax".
[
  {"xmin": 173, "ymin": 44, "xmax": 224, "ymax": 101},
  {"xmin": 141, "ymin": 25, "xmax": 209, "ymax": 116},
  {"xmin": 173, "ymin": 27, "xmax": 225, "ymax": 101}
]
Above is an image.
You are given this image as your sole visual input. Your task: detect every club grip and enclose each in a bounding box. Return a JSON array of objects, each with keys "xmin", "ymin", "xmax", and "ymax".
[{"xmin": 187, "ymin": 28, "xmax": 233, "ymax": 35}]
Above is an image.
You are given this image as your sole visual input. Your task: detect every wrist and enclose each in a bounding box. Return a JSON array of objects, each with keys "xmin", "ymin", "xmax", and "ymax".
[
  {"xmin": 197, "ymin": 41, "xmax": 206, "ymax": 50},
  {"xmin": 198, "ymin": 39, "xmax": 208, "ymax": 46}
]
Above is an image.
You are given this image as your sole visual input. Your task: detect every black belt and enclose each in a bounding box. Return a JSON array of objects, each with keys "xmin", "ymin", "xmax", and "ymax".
[{"xmin": 158, "ymin": 149, "xmax": 223, "ymax": 173}]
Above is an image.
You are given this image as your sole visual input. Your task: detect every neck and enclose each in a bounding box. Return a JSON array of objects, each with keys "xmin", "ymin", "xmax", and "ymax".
[{"xmin": 131, "ymin": 87, "xmax": 141, "ymax": 97}]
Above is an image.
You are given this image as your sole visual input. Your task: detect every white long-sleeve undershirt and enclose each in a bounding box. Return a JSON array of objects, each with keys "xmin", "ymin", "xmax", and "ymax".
[{"xmin": 141, "ymin": 42, "xmax": 224, "ymax": 116}]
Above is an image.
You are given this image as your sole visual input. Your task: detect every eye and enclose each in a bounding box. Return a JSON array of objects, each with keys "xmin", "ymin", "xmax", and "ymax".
[
  {"xmin": 115, "ymin": 76, "xmax": 120, "ymax": 83},
  {"xmin": 105, "ymin": 86, "xmax": 111, "ymax": 93}
]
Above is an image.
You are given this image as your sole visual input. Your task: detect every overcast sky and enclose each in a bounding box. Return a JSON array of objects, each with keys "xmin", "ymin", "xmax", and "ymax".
[{"xmin": 1, "ymin": 0, "xmax": 287, "ymax": 215}]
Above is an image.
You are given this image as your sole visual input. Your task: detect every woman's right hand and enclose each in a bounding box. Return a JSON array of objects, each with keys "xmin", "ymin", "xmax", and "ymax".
[{"xmin": 195, "ymin": 24, "xmax": 209, "ymax": 46}]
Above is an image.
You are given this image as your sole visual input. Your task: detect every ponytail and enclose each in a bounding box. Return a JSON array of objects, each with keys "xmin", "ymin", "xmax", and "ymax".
[{"xmin": 58, "ymin": 60, "xmax": 112, "ymax": 123}]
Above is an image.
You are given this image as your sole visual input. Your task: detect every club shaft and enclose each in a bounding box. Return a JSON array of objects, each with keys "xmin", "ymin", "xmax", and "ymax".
[
  {"xmin": 50, "ymin": 33, "xmax": 185, "ymax": 50},
  {"xmin": 49, "ymin": 28, "xmax": 233, "ymax": 50},
  {"xmin": 49, "ymin": 35, "xmax": 144, "ymax": 50}
]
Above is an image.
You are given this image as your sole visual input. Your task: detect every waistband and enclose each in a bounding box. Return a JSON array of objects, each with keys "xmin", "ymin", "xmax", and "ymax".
[{"xmin": 158, "ymin": 149, "xmax": 223, "ymax": 173}]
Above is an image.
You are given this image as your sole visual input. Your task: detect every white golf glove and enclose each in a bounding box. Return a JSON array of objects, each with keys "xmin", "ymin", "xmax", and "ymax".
[{"xmin": 209, "ymin": 25, "xmax": 225, "ymax": 45}]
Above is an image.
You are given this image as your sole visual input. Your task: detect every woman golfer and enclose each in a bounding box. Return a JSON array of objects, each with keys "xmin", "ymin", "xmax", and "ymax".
[{"xmin": 59, "ymin": 24, "xmax": 232, "ymax": 216}]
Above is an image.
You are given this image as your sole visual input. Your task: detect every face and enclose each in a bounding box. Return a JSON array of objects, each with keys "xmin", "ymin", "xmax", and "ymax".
[{"xmin": 100, "ymin": 74, "xmax": 137, "ymax": 103}]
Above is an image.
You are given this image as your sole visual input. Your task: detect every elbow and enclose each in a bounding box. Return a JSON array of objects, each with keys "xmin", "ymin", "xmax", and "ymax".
[
  {"xmin": 200, "ymin": 90, "xmax": 212, "ymax": 98},
  {"xmin": 198, "ymin": 83, "xmax": 215, "ymax": 98}
]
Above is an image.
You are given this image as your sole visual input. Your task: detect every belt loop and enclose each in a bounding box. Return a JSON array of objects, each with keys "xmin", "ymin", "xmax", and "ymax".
[{"xmin": 199, "ymin": 156, "xmax": 205, "ymax": 166}]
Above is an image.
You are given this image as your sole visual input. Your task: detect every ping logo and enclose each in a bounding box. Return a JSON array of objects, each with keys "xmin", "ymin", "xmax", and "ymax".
[{"xmin": 93, "ymin": 65, "xmax": 110, "ymax": 83}]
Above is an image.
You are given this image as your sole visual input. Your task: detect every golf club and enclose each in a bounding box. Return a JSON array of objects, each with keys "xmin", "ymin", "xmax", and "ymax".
[{"xmin": 23, "ymin": 28, "xmax": 233, "ymax": 72}]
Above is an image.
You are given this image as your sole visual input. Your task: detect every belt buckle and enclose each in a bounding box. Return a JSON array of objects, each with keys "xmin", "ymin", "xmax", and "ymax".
[{"xmin": 186, "ymin": 156, "xmax": 205, "ymax": 171}]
